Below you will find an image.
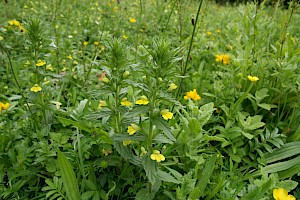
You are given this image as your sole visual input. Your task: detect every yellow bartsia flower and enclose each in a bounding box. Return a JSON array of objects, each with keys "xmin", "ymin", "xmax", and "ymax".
[
  {"xmin": 36, "ymin": 60, "xmax": 46, "ymax": 67},
  {"xmin": 160, "ymin": 109, "xmax": 173, "ymax": 120},
  {"xmin": 127, "ymin": 124, "xmax": 141, "ymax": 135},
  {"xmin": 30, "ymin": 84, "xmax": 42, "ymax": 92},
  {"xmin": 150, "ymin": 150, "xmax": 165, "ymax": 162},
  {"xmin": 121, "ymin": 98, "xmax": 132, "ymax": 106},
  {"xmin": 135, "ymin": 96, "xmax": 149, "ymax": 105}
]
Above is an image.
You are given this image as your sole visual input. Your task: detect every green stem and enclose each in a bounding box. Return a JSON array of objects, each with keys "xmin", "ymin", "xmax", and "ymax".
[
  {"xmin": 173, "ymin": 0, "xmax": 204, "ymax": 109},
  {"xmin": 231, "ymin": 82, "xmax": 254, "ymax": 116}
]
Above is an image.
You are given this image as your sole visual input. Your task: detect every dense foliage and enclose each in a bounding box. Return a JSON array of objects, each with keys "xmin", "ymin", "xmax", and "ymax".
[{"xmin": 0, "ymin": 0, "xmax": 300, "ymax": 199}]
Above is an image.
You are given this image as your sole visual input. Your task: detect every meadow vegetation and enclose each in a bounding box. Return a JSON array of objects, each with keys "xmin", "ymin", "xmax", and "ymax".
[{"xmin": 0, "ymin": 0, "xmax": 300, "ymax": 199}]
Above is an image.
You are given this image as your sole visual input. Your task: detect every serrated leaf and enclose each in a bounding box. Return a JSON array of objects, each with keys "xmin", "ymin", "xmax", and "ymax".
[
  {"xmin": 153, "ymin": 134, "xmax": 173, "ymax": 144},
  {"xmin": 152, "ymin": 119, "xmax": 175, "ymax": 142},
  {"xmin": 142, "ymin": 156, "xmax": 157, "ymax": 184},
  {"xmin": 198, "ymin": 102, "xmax": 215, "ymax": 127},
  {"xmin": 276, "ymin": 180, "xmax": 298, "ymax": 191},
  {"xmin": 188, "ymin": 118, "xmax": 201, "ymax": 135},
  {"xmin": 257, "ymin": 103, "xmax": 277, "ymax": 111},
  {"xmin": 156, "ymin": 170, "xmax": 181, "ymax": 184},
  {"xmin": 255, "ymin": 88, "xmax": 269, "ymax": 102}
]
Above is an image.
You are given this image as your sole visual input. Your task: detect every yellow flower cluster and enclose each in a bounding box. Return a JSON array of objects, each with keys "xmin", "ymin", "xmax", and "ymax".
[
  {"xmin": 8, "ymin": 19, "xmax": 26, "ymax": 32},
  {"xmin": 215, "ymin": 54, "xmax": 230, "ymax": 65},
  {"xmin": 184, "ymin": 89, "xmax": 201, "ymax": 101},
  {"xmin": 273, "ymin": 188, "xmax": 295, "ymax": 200},
  {"xmin": 0, "ymin": 102, "xmax": 10, "ymax": 112},
  {"xmin": 150, "ymin": 150, "xmax": 165, "ymax": 162}
]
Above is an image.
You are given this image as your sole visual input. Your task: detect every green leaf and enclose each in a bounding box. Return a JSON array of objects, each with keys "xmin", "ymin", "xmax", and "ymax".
[
  {"xmin": 135, "ymin": 188, "xmax": 155, "ymax": 200},
  {"xmin": 189, "ymin": 154, "xmax": 218, "ymax": 199},
  {"xmin": 56, "ymin": 116, "xmax": 91, "ymax": 132},
  {"xmin": 123, "ymin": 105, "xmax": 150, "ymax": 118},
  {"xmin": 241, "ymin": 131, "xmax": 254, "ymax": 140},
  {"xmin": 198, "ymin": 102, "xmax": 215, "ymax": 127},
  {"xmin": 276, "ymin": 180, "xmax": 298, "ymax": 191},
  {"xmin": 104, "ymin": 181, "xmax": 116, "ymax": 200},
  {"xmin": 265, "ymin": 141, "xmax": 300, "ymax": 163},
  {"xmin": 153, "ymin": 119, "xmax": 176, "ymax": 142},
  {"xmin": 263, "ymin": 155, "xmax": 300, "ymax": 174},
  {"xmin": 239, "ymin": 114, "xmax": 265, "ymax": 131},
  {"xmin": 257, "ymin": 103, "xmax": 277, "ymax": 111},
  {"xmin": 156, "ymin": 170, "xmax": 181, "ymax": 184},
  {"xmin": 255, "ymin": 88, "xmax": 269, "ymax": 102},
  {"xmin": 57, "ymin": 150, "xmax": 80, "ymax": 200},
  {"xmin": 153, "ymin": 134, "xmax": 173, "ymax": 144},
  {"xmin": 203, "ymin": 134, "xmax": 228, "ymax": 143},
  {"xmin": 188, "ymin": 118, "xmax": 201, "ymax": 135},
  {"xmin": 142, "ymin": 156, "xmax": 157, "ymax": 184},
  {"xmin": 241, "ymin": 175, "xmax": 275, "ymax": 200}
]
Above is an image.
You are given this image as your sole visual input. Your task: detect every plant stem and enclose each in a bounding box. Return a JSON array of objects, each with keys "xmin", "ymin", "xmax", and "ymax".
[{"xmin": 173, "ymin": 0, "xmax": 204, "ymax": 109}]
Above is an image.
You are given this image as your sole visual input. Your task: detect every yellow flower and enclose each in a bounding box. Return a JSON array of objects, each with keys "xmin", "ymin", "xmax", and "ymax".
[
  {"xmin": 206, "ymin": 31, "xmax": 212, "ymax": 36},
  {"xmin": 129, "ymin": 18, "xmax": 137, "ymax": 23},
  {"xmin": 122, "ymin": 140, "xmax": 131, "ymax": 146},
  {"xmin": 30, "ymin": 84, "xmax": 42, "ymax": 92},
  {"xmin": 0, "ymin": 102, "xmax": 10, "ymax": 112},
  {"xmin": 122, "ymin": 35, "xmax": 128, "ymax": 39},
  {"xmin": 216, "ymin": 29, "xmax": 221, "ymax": 33},
  {"xmin": 168, "ymin": 83, "xmax": 177, "ymax": 91},
  {"xmin": 101, "ymin": 77, "xmax": 110, "ymax": 83},
  {"xmin": 222, "ymin": 54, "xmax": 230, "ymax": 65},
  {"xmin": 83, "ymin": 41, "xmax": 88, "ymax": 46},
  {"xmin": 94, "ymin": 41, "xmax": 99, "ymax": 46},
  {"xmin": 121, "ymin": 98, "xmax": 132, "ymax": 106},
  {"xmin": 273, "ymin": 188, "xmax": 296, "ymax": 200},
  {"xmin": 161, "ymin": 109, "xmax": 173, "ymax": 120},
  {"xmin": 113, "ymin": 6, "xmax": 118, "ymax": 12},
  {"xmin": 136, "ymin": 95, "xmax": 149, "ymax": 105},
  {"xmin": 36, "ymin": 60, "xmax": 46, "ymax": 67},
  {"xmin": 46, "ymin": 64, "xmax": 54, "ymax": 71},
  {"xmin": 215, "ymin": 54, "xmax": 230, "ymax": 65},
  {"xmin": 50, "ymin": 101, "xmax": 62, "ymax": 109},
  {"xmin": 98, "ymin": 100, "xmax": 107, "ymax": 109},
  {"xmin": 127, "ymin": 124, "xmax": 141, "ymax": 135},
  {"xmin": 67, "ymin": 55, "xmax": 73, "ymax": 60},
  {"xmin": 184, "ymin": 89, "xmax": 201, "ymax": 101},
  {"xmin": 8, "ymin": 19, "xmax": 20, "ymax": 27},
  {"xmin": 150, "ymin": 150, "xmax": 165, "ymax": 162},
  {"xmin": 215, "ymin": 54, "xmax": 223, "ymax": 62},
  {"xmin": 248, "ymin": 75, "xmax": 259, "ymax": 82}
]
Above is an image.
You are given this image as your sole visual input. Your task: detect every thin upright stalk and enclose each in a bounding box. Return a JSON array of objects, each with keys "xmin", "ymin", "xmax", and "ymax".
[{"xmin": 174, "ymin": 0, "xmax": 204, "ymax": 107}]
